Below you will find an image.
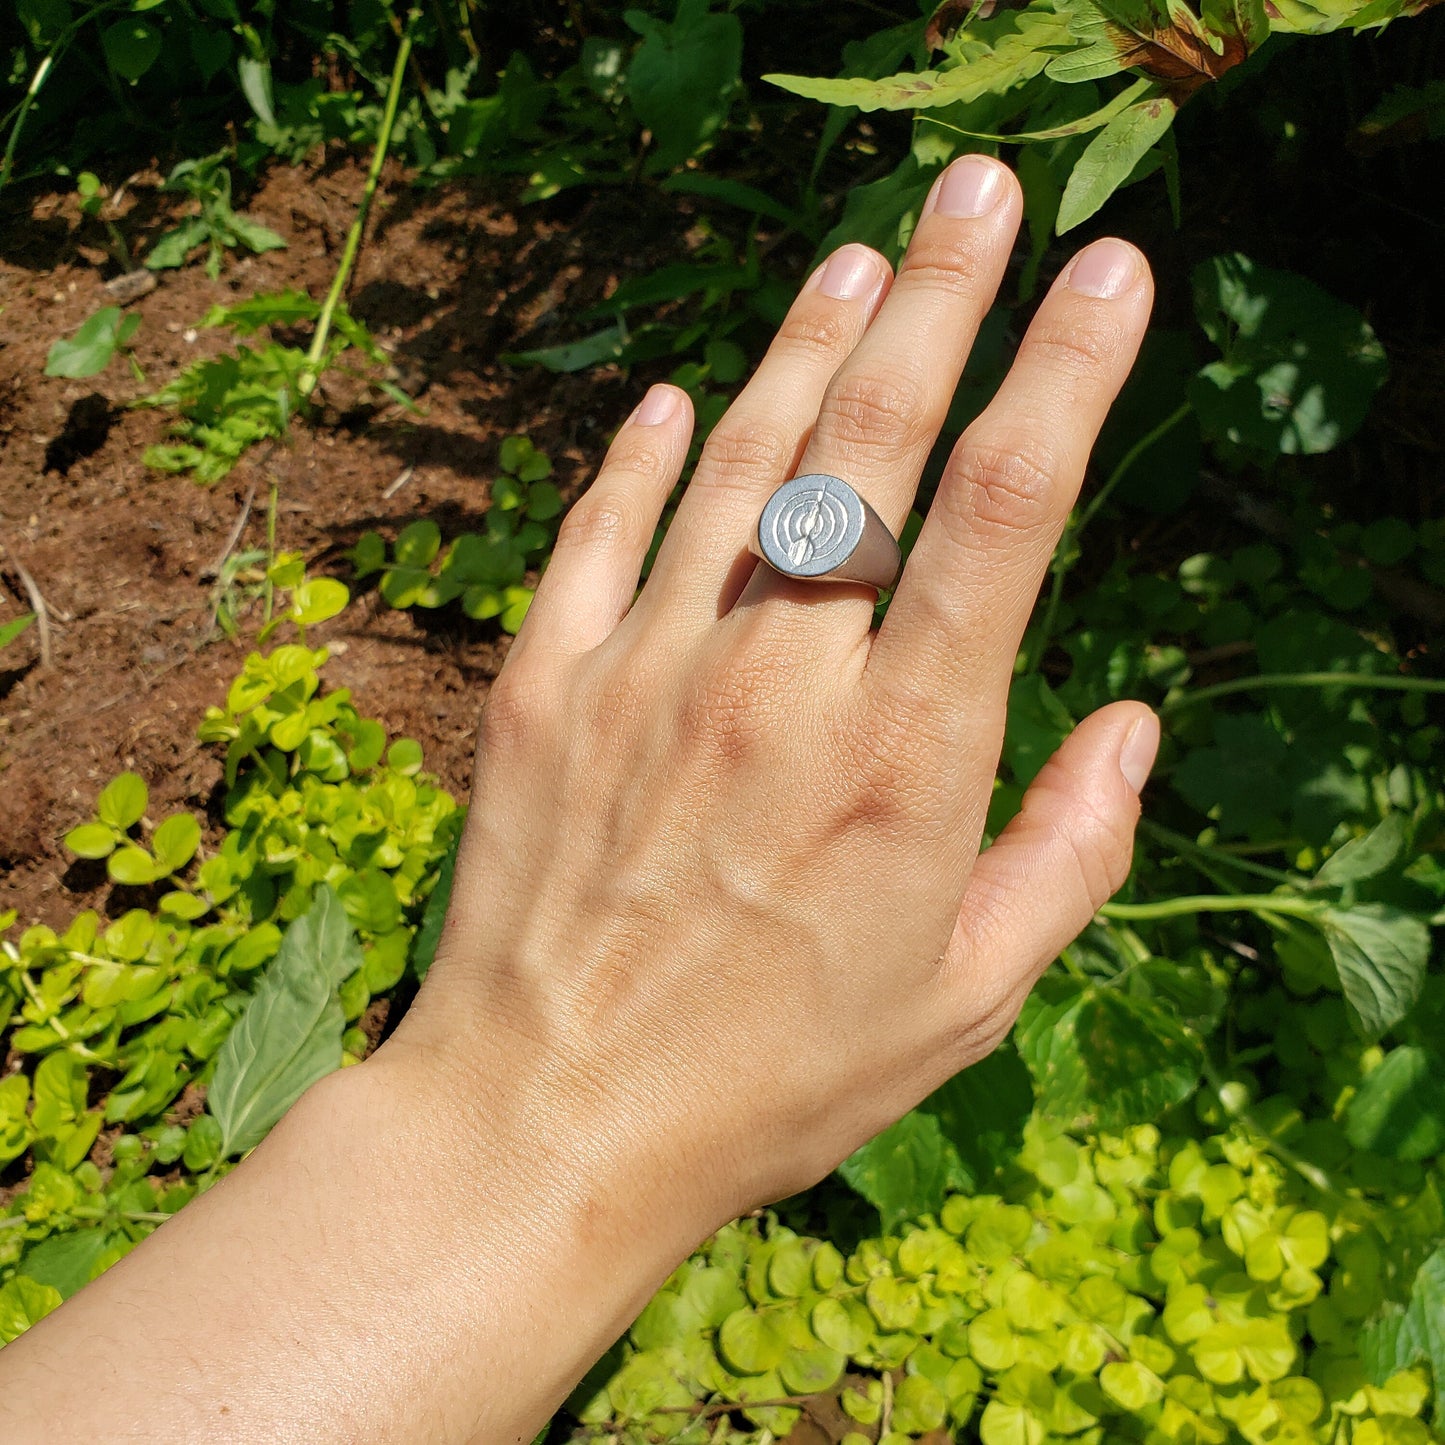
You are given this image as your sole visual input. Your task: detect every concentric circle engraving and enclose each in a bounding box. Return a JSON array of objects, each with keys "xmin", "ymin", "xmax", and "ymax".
[{"xmin": 757, "ymin": 474, "xmax": 865, "ymax": 579}]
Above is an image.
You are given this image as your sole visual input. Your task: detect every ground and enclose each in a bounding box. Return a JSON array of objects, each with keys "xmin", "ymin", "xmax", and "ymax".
[{"xmin": 0, "ymin": 156, "xmax": 695, "ymax": 931}]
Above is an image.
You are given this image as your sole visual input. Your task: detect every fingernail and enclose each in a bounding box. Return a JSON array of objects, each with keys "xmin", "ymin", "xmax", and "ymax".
[
  {"xmin": 635, "ymin": 385, "xmax": 679, "ymax": 426},
  {"xmin": 1065, "ymin": 239, "xmax": 1141, "ymax": 299},
  {"xmin": 1119, "ymin": 713, "xmax": 1161, "ymax": 794},
  {"xmin": 818, "ymin": 244, "xmax": 882, "ymax": 302},
  {"xmin": 930, "ymin": 155, "xmax": 1005, "ymax": 219}
]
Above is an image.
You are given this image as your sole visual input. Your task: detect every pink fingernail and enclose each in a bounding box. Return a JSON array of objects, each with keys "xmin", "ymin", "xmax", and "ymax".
[
  {"xmin": 1065, "ymin": 239, "xmax": 1141, "ymax": 300},
  {"xmin": 818, "ymin": 244, "xmax": 882, "ymax": 302},
  {"xmin": 930, "ymin": 155, "xmax": 1005, "ymax": 219},
  {"xmin": 1119, "ymin": 713, "xmax": 1160, "ymax": 793},
  {"xmin": 635, "ymin": 385, "xmax": 679, "ymax": 426}
]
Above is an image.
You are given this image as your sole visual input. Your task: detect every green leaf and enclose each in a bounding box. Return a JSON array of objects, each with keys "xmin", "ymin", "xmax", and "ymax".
[
  {"xmin": 412, "ymin": 825, "xmax": 460, "ymax": 981},
  {"xmin": 151, "ymin": 814, "xmax": 201, "ymax": 874},
  {"xmin": 227, "ymin": 212, "xmax": 289, "ymax": 256},
  {"xmin": 1319, "ymin": 903, "xmax": 1429, "ymax": 1039},
  {"xmin": 349, "ymin": 531, "xmax": 387, "ymax": 579},
  {"xmin": 64, "ymin": 821, "xmax": 117, "ymax": 860},
  {"xmin": 1315, "ymin": 813, "xmax": 1407, "ymax": 887},
  {"xmin": 1345, "ymin": 1046, "xmax": 1445, "ymax": 1161},
  {"xmin": 525, "ymin": 482, "xmax": 563, "ymax": 521},
  {"xmin": 838, "ymin": 1108, "xmax": 968, "ymax": 1230},
  {"xmin": 96, "ymin": 771, "xmax": 148, "ymax": 830},
  {"xmin": 1359, "ymin": 1245, "xmax": 1445, "ymax": 1420},
  {"xmin": 21, "ymin": 1228, "xmax": 115, "ymax": 1299},
  {"xmin": 207, "ymin": 885, "xmax": 363, "ymax": 1157},
  {"xmin": 718, "ymin": 1307, "xmax": 788, "ymax": 1374},
  {"xmin": 1190, "ymin": 254, "xmax": 1389, "ymax": 457},
  {"xmin": 291, "ymin": 578, "xmax": 349, "ymax": 627},
  {"xmin": 45, "ymin": 307, "xmax": 139, "ymax": 378},
  {"xmin": 626, "ymin": 0, "xmax": 743, "ymax": 171},
  {"xmin": 1057, "ymin": 91, "xmax": 1176, "ymax": 233},
  {"xmin": 101, "ymin": 17, "xmax": 163, "ymax": 80},
  {"xmin": 503, "ymin": 326, "xmax": 627, "ymax": 373},
  {"xmin": 1016, "ymin": 976, "xmax": 1203, "ymax": 1131},
  {"xmin": 922, "ymin": 1046, "xmax": 1033, "ymax": 1190},
  {"xmin": 108, "ymin": 846, "xmax": 161, "ymax": 885},
  {"xmin": 338, "ymin": 867, "xmax": 401, "ymax": 935},
  {"xmin": 393, "ymin": 520, "xmax": 442, "ymax": 568},
  {"xmin": 1004, "ymin": 675, "xmax": 1074, "ymax": 788},
  {"xmin": 237, "ymin": 53, "xmax": 276, "ymax": 127},
  {"xmin": 146, "ymin": 217, "xmax": 211, "ymax": 271},
  {"xmin": 0, "ymin": 1277, "xmax": 63, "ymax": 1344},
  {"xmin": 0, "ymin": 612, "xmax": 35, "ymax": 650}
]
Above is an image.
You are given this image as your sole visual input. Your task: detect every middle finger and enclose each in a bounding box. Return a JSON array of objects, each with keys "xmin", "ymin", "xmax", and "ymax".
[{"xmin": 734, "ymin": 153, "xmax": 1023, "ymax": 633}]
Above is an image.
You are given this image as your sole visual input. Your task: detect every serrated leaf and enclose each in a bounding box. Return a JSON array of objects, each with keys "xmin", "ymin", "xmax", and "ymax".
[
  {"xmin": 1320, "ymin": 903, "xmax": 1429, "ymax": 1039},
  {"xmin": 1058, "ymin": 91, "xmax": 1176, "ymax": 232},
  {"xmin": 207, "ymin": 885, "xmax": 363, "ymax": 1157},
  {"xmin": 1016, "ymin": 977, "xmax": 1203, "ymax": 1130},
  {"xmin": 1359, "ymin": 1245, "xmax": 1445, "ymax": 1420},
  {"xmin": 20, "ymin": 1228, "xmax": 115, "ymax": 1300},
  {"xmin": 838, "ymin": 1108, "xmax": 969, "ymax": 1230},
  {"xmin": 146, "ymin": 216, "xmax": 211, "ymax": 271}
]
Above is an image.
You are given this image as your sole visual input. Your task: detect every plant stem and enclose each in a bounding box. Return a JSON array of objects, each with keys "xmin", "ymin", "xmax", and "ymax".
[
  {"xmin": 1162, "ymin": 671, "xmax": 1445, "ymax": 712},
  {"xmin": 298, "ymin": 19, "xmax": 414, "ymax": 399},
  {"xmin": 1027, "ymin": 401, "xmax": 1192, "ymax": 674},
  {"xmin": 1139, "ymin": 819, "xmax": 1306, "ymax": 890},
  {"xmin": 1102, "ymin": 892, "xmax": 1319, "ymax": 923},
  {"xmin": 0, "ymin": 52, "xmax": 55, "ymax": 194}
]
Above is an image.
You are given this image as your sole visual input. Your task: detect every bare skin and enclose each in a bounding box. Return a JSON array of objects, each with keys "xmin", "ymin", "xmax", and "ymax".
[{"xmin": 0, "ymin": 155, "xmax": 1157, "ymax": 1443}]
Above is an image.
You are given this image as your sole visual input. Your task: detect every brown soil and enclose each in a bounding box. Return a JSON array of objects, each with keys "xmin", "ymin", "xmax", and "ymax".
[{"xmin": 0, "ymin": 156, "xmax": 700, "ymax": 932}]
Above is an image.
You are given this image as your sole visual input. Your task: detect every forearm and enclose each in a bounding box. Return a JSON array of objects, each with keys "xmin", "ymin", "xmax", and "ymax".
[{"xmin": 0, "ymin": 1047, "xmax": 703, "ymax": 1443}]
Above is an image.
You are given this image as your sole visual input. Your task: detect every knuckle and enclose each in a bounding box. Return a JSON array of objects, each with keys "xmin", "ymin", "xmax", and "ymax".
[
  {"xmin": 478, "ymin": 665, "xmax": 554, "ymax": 751},
  {"xmin": 818, "ymin": 368, "xmax": 927, "ymax": 457},
  {"xmin": 1026, "ymin": 314, "xmax": 1122, "ymax": 379},
  {"xmin": 949, "ymin": 432, "xmax": 1064, "ymax": 541},
  {"xmin": 555, "ymin": 494, "xmax": 631, "ymax": 554},
  {"xmin": 696, "ymin": 419, "xmax": 796, "ymax": 495},
  {"xmin": 775, "ymin": 299, "xmax": 861, "ymax": 364},
  {"xmin": 897, "ymin": 233, "xmax": 992, "ymax": 298}
]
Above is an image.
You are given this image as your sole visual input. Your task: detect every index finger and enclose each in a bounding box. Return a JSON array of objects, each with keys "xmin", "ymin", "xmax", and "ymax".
[{"xmin": 865, "ymin": 238, "xmax": 1153, "ymax": 757}]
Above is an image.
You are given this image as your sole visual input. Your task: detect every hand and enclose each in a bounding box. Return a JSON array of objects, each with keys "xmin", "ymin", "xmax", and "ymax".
[
  {"xmin": 393, "ymin": 153, "xmax": 1158, "ymax": 1227},
  {"xmin": 0, "ymin": 156, "xmax": 1160, "ymax": 1445}
]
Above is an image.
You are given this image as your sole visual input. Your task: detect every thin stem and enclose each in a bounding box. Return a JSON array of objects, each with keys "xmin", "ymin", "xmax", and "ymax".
[
  {"xmin": 1027, "ymin": 401, "xmax": 1192, "ymax": 673},
  {"xmin": 299, "ymin": 20, "xmax": 414, "ymax": 398},
  {"xmin": 0, "ymin": 51, "xmax": 55, "ymax": 193},
  {"xmin": 1139, "ymin": 819, "xmax": 1306, "ymax": 889},
  {"xmin": 1163, "ymin": 671, "xmax": 1445, "ymax": 713},
  {"xmin": 1102, "ymin": 893, "xmax": 1319, "ymax": 923}
]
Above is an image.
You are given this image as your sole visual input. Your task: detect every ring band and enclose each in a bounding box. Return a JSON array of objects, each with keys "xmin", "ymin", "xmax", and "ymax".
[{"xmin": 749, "ymin": 474, "xmax": 902, "ymax": 593}]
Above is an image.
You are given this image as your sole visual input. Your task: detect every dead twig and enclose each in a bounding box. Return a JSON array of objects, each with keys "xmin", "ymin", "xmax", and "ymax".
[
  {"xmin": 0, "ymin": 535, "xmax": 55, "ymax": 669},
  {"xmin": 202, "ymin": 479, "xmax": 259, "ymax": 581},
  {"xmin": 382, "ymin": 465, "xmax": 414, "ymax": 500}
]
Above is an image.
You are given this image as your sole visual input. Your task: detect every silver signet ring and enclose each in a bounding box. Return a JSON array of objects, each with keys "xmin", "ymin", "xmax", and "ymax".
[{"xmin": 749, "ymin": 474, "xmax": 902, "ymax": 593}]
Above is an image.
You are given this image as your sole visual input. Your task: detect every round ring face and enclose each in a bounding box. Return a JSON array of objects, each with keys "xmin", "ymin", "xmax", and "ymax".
[{"xmin": 757, "ymin": 474, "xmax": 866, "ymax": 579}]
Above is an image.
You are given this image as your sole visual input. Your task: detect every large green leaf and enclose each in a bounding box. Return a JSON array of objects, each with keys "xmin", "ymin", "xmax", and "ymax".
[
  {"xmin": 207, "ymin": 885, "xmax": 363, "ymax": 1157},
  {"xmin": 837, "ymin": 1109, "xmax": 969, "ymax": 1231},
  {"xmin": 44, "ymin": 307, "xmax": 140, "ymax": 379},
  {"xmin": 1345, "ymin": 1046, "xmax": 1445, "ymax": 1161},
  {"xmin": 0, "ymin": 1277, "xmax": 62, "ymax": 1344},
  {"xmin": 626, "ymin": 0, "xmax": 742, "ymax": 170},
  {"xmin": 1016, "ymin": 976, "xmax": 1203, "ymax": 1130},
  {"xmin": 20, "ymin": 1227, "xmax": 117, "ymax": 1300},
  {"xmin": 922, "ymin": 1046, "xmax": 1033, "ymax": 1190},
  {"xmin": 1057, "ymin": 90, "xmax": 1176, "ymax": 232},
  {"xmin": 1359, "ymin": 1245, "xmax": 1445, "ymax": 1421},
  {"xmin": 1189, "ymin": 254, "xmax": 1389, "ymax": 457},
  {"xmin": 1319, "ymin": 903, "xmax": 1429, "ymax": 1040}
]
